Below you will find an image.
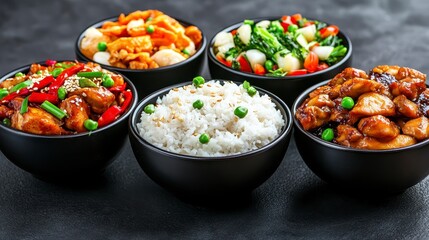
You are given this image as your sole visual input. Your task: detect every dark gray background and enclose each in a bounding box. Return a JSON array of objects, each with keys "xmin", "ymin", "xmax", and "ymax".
[{"xmin": 1, "ymin": 0, "xmax": 429, "ymax": 239}]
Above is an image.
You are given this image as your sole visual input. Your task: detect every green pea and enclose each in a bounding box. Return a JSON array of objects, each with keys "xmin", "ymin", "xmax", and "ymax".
[
  {"xmin": 2, "ymin": 118, "xmax": 11, "ymax": 126},
  {"xmin": 51, "ymin": 68, "xmax": 64, "ymax": 78},
  {"xmin": 57, "ymin": 87, "xmax": 67, "ymax": 100},
  {"xmin": 97, "ymin": 41, "xmax": 107, "ymax": 51},
  {"xmin": 192, "ymin": 99, "xmax": 204, "ymax": 109},
  {"xmin": 144, "ymin": 104, "xmax": 155, "ymax": 114},
  {"xmin": 243, "ymin": 80, "xmax": 250, "ymax": 90},
  {"xmin": 0, "ymin": 89, "xmax": 9, "ymax": 100},
  {"xmin": 264, "ymin": 60, "xmax": 274, "ymax": 71},
  {"xmin": 182, "ymin": 49, "xmax": 190, "ymax": 55},
  {"xmin": 288, "ymin": 24, "xmax": 298, "ymax": 32},
  {"xmin": 84, "ymin": 119, "xmax": 98, "ymax": 131},
  {"xmin": 234, "ymin": 106, "xmax": 248, "ymax": 118},
  {"xmin": 247, "ymin": 86, "xmax": 257, "ymax": 96},
  {"xmin": 15, "ymin": 72, "xmax": 25, "ymax": 77},
  {"xmin": 192, "ymin": 76, "xmax": 205, "ymax": 87},
  {"xmin": 321, "ymin": 128, "xmax": 334, "ymax": 141},
  {"xmin": 341, "ymin": 97, "xmax": 355, "ymax": 110},
  {"xmin": 199, "ymin": 133, "xmax": 210, "ymax": 144},
  {"xmin": 146, "ymin": 25, "xmax": 155, "ymax": 33},
  {"xmin": 102, "ymin": 75, "xmax": 115, "ymax": 88}
]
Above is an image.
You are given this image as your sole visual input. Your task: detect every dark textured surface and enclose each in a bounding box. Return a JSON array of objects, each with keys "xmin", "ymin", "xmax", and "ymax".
[{"xmin": 1, "ymin": 0, "xmax": 429, "ymax": 239}]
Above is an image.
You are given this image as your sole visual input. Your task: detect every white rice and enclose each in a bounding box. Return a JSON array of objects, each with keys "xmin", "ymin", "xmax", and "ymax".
[{"xmin": 137, "ymin": 80, "xmax": 285, "ymax": 157}]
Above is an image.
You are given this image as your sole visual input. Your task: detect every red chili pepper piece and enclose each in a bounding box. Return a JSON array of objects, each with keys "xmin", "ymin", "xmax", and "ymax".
[
  {"xmin": 31, "ymin": 75, "xmax": 54, "ymax": 91},
  {"xmin": 108, "ymin": 82, "xmax": 127, "ymax": 93},
  {"xmin": 288, "ymin": 69, "xmax": 308, "ymax": 76},
  {"xmin": 119, "ymin": 90, "xmax": 133, "ymax": 114},
  {"xmin": 45, "ymin": 59, "xmax": 57, "ymax": 66},
  {"xmin": 1, "ymin": 92, "xmax": 19, "ymax": 103},
  {"xmin": 48, "ymin": 63, "xmax": 84, "ymax": 95},
  {"xmin": 28, "ymin": 92, "xmax": 58, "ymax": 104}
]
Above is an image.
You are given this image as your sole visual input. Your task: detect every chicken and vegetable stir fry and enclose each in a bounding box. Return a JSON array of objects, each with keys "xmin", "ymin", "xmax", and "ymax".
[
  {"xmin": 296, "ymin": 66, "xmax": 428, "ymax": 150},
  {"xmin": 80, "ymin": 9, "xmax": 203, "ymax": 69},
  {"xmin": 0, "ymin": 60, "xmax": 133, "ymax": 135}
]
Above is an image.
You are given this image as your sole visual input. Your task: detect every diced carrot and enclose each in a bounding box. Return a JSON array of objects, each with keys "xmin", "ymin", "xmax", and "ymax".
[{"xmin": 253, "ymin": 63, "xmax": 266, "ymax": 75}]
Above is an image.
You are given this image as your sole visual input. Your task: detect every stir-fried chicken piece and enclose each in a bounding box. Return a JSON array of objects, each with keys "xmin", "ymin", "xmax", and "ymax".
[
  {"xmin": 402, "ymin": 116, "xmax": 429, "ymax": 141},
  {"xmin": 9, "ymin": 98, "xmax": 64, "ymax": 135},
  {"xmin": 335, "ymin": 124, "xmax": 363, "ymax": 147},
  {"xmin": 357, "ymin": 115, "xmax": 399, "ymax": 141},
  {"xmin": 353, "ymin": 135, "xmax": 416, "ymax": 150},
  {"xmin": 69, "ymin": 87, "xmax": 115, "ymax": 114},
  {"xmin": 393, "ymin": 95, "xmax": 421, "ymax": 118},
  {"xmin": 339, "ymin": 78, "xmax": 391, "ymax": 98},
  {"xmin": 371, "ymin": 65, "xmax": 400, "ymax": 77},
  {"xmin": 0, "ymin": 105, "xmax": 13, "ymax": 118},
  {"xmin": 350, "ymin": 92, "xmax": 396, "ymax": 119},
  {"xmin": 390, "ymin": 77, "xmax": 426, "ymax": 101},
  {"xmin": 305, "ymin": 94, "xmax": 335, "ymax": 108},
  {"xmin": 329, "ymin": 98, "xmax": 358, "ymax": 125},
  {"xmin": 396, "ymin": 67, "xmax": 426, "ymax": 81},
  {"xmin": 60, "ymin": 96, "xmax": 90, "ymax": 133},
  {"xmin": 0, "ymin": 76, "xmax": 27, "ymax": 90},
  {"xmin": 296, "ymin": 104, "xmax": 331, "ymax": 131},
  {"xmin": 309, "ymin": 86, "xmax": 331, "ymax": 99},
  {"xmin": 328, "ymin": 67, "xmax": 368, "ymax": 87},
  {"xmin": 417, "ymin": 89, "xmax": 429, "ymax": 117}
]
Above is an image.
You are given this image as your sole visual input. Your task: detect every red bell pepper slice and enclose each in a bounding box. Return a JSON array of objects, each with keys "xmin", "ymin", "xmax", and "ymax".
[
  {"xmin": 236, "ymin": 55, "xmax": 252, "ymax": 73},
  {"xmin": 28, "ymin": 92, "xmax": 58, "ymax": 104},
  {"xmin": 281, "ymin": 15, "xmax": 293, "ymax": 32},
  {"xmin": 287, "ymin": 69, "xmax": 308, "ymax": 76},
  {"xmin": 216, "ymin": 55, "xmax": 232, "ymax": 68},
  {"xmin": 291, "ymin": 14, "xmax": 302, "ymax": 24},
  {"xmin": 108, "ymin": 82, "xmax": 127, "ymax": 93},
  {"xmin": 48, "ymin": 63, "xmax": 84, "ymax": 95},
  {"xmin": 97, "ymin": 90, "xmax": 133, "ymax": 127},
  {"xmin": 320, "ymin": 25, "xmax": 339, "ymax": 38}
]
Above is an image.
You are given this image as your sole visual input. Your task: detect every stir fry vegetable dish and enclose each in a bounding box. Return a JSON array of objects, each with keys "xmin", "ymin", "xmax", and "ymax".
[
  {"xmin": 80, "ymin": 10, "xmax": 203, "ymax": 69},
  {"xmin": 213, "ymin": 14, "xmax": 348, "ymax": 76},
  {"xmin": 296, "ymin": 66, "xmax": 429, "ymax": 150},
  {"xmin": 0, "ymin": 60, "xmax": 133, "ymax": 135}
]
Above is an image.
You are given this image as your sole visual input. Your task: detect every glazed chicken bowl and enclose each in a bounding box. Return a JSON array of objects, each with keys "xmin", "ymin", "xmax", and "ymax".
[
  {"xmin": 293, "ymin": 66, "xmax": 429, "ymax": 193},
  {"xmin": 208, "ymin": 14, "xmax": 352, "ymax": 107},
  {"xmin": 0, "ymin": 60, "xmax": 138, "ymax": 179},
  {"xmin": 75, "ymin": 10, "xmax": 206, "ymax": 99},
  {"xmin": 129, "ymin": 77, "xmax": 292, "ymax": 197}
]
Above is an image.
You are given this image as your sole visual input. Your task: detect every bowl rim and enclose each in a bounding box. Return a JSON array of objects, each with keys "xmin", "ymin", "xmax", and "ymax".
[
  {"xmin": 129, "ymin": 79, "xmax": 293, "ymax": 161},
  {"xmin": 75, "ymin": 15, "xmax": 207, "ymax": 73},
  {"xmin": 0, "ymin": 60, "xmax": 139, "ymax": 139},
  {"xmin": 292, "ymin": 79, "xmax": 429, "ymax": 153},
  {"xmin": 207, "ymin": 16, "xmax": 353, "ymax": 80}
]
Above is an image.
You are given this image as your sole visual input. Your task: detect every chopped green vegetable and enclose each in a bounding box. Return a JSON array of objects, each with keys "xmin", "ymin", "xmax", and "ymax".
[
  {"xmin": 247, "ymin": 86, "xmax": 257, "ymax": 96},
  {"xmin": 243, "ymin": 19, "xmax": 254, "ymax": 25},
  {"xmin": 234, "ymin": 106, "xmax": 248, "ymax": 118},
  {"xmin": 79, "ymin": 78, "xmax": 97, "ymax": 88},
  {"xmin": 15, "ymin": 72, "xmax": 25, "ymax": 77},
  {"xmin": 199, "ymin": 133, "xmax": 210, "ymax": 144},
  {"xmin": 144, "ymin": 104, "xmax": 155, "ymax": 114},
  {"xmin": 147, "ymin": 25, "xmax": 155, "ymax": 33},
  {"xmin": 84, "ymin": 119, "xmax": 98, "ymax": 131},
  {"xmin": 288, "ymin": 24, "xmax": 298, "ymax": 32},
  {"xmin": 102, "ymin": 74, "xmax": 114, "ymax": 87},
  {"xmin": 268, "ymin": 21, "xmax": 284, "ymax": 33},
  {"xmin": 182, "ymin": 49, "xmax": 190, "ymax": 55},
  {"xmin": 325, "ymin": 45, "xmax": 348, "ymax": 65},
  {"xmin": 20, "ymin": 97, "xmax": 29, "ymax": 114},
  {"xmin": 10, "ymin": 80, "xmax": 32, "ymax": 93},
  {"xmin": 97, "ymin": 41, "xmax": 107, "ymax": 51},
  {"xmin": 0, "ymin": 89, "xmax": 9, "ymax": 100},
  {"xmin": 242, "ymin": 80, "xmax": 250, "ymax": 90},
  {"xmin": 321, "ymin": 128, "xmax": 334, "ymax": 141},
  {"xmin": 36, "ymin": 70, "xmax": 42, "ymax": 75},
  {"xmin": 192, "ymin": 99, "xmax": 204, "ymax": 109},
  {"xmin": 341, "ymin": 97, "xmax": 354, "ymax": 110},
  {"xmin": 51, "ymin": 68, "xmax": 64, "ymax": 78},
  {"xmin": 41, "ymin": 100, "xmax": 67, "ymax": 120},
  {"xmin": 193, "ymin": 76, "xmax": 205, "ymax": 87},
  {"xmin": 2, "ymin": 118, "xmax": 11, "ymax": 126},
  {"xmin": 57, "ymin": 87, "xmax": 67, "ymax": 100},
  {"xmin": 77, "ymin": 71, "xmax": 103, "ymax": 78}
]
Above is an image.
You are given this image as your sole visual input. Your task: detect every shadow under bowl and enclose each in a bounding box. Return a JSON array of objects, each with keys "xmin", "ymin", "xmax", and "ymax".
[
  {"xmin": 0, "ymin": 62, "xmax": 138, "ymax": 180},
  {"xmin": 208, "ymin": 16, "xmax": 352, "ymax": 107},
  {"xmin": 75, "ymin": 16, "xmax": 207, "ymax": 100},
  {"xmin": 292, "ymin": 80, "xmax": 429, "ymax": 194},
  {"xmin": 129, "ymin": 80, "xmax": 293, "ymax": 198}
]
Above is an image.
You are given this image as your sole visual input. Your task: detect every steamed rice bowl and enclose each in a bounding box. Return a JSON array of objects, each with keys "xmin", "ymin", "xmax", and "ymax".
[{"xmin": 137, "ymin": 80, "xmax": 285, "ymax": 156}]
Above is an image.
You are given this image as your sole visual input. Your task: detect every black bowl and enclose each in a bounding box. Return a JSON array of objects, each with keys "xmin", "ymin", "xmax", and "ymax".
[
  {"xmin": 0, "ymin": 62, "xmax": 138, "ymax": 180},
  {"xmin": 208, "ymin": 17, "xmax": 352, "ymax": 107},
  {"xmin": 129, "ymin": 80, "xmax": 293, "ymax": 197},
  {"xmin": 292, "ymin": 80, "xmax": 429, "ymax": 194},
  {"xmin": 75, "ymin": 16, "xmax": 207, "ymax": 100}
]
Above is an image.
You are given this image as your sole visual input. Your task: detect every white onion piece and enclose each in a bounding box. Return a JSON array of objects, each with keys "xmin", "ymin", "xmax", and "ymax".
[
  {"xmin": 237, "ymin": 24, "xmax": 252, "ymax": 45},
  {"xmin": 255, "ymin": 20, "xmax": 271, "ymax": 29},
  {"xmin": 311, "ymin": 46, "xmax": 334, "ymax": 60},
  {"xmin": 214, "ymin": 32, "xmax": 234, "ymax": 47},
  {"xmin": 296, "ymin": 24, "xmax": 316, "ymax": 42},
  {"xmin": 276, "ymin": 53, "xmax": 301, "ymax": 72},
  {"xmin": 151, "ymin": 49, "xmax": 186, "ymax": 67},
  {"xmin": 216, "ymin": 42, "xmax": 235, "ymax": 58},
  {"xmin": 245, "ymin": 49, "xmax": 266, "ymax": 70},
  {"xmin": 93, "ymin": 52, "xmax": 111, "ymax": 65}
]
